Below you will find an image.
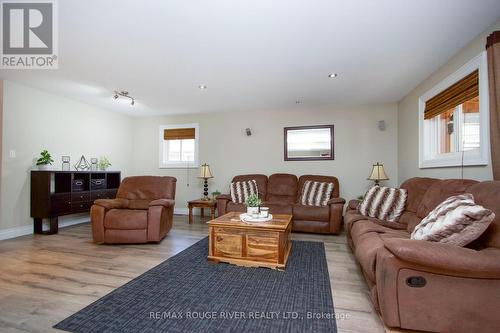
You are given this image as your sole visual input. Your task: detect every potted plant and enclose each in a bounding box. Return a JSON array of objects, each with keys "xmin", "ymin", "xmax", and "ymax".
[
  {"xmin": 212, "ymin": 190, "xmax": 221, "ymax": 200},
  {"xmin": 36, "ymin": 149, "xmax": 54, "ymax": 170},
  {"xmin": 98, "ymin": 156, "xmax": 111, "ymax": 171},
  {"xmin": 244, "ymin": 193, "xmax": 262, "ymax": 215}
]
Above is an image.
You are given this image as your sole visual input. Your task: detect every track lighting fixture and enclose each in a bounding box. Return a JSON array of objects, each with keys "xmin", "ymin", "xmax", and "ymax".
[{"xmin": 113, "ymin": 90, "xmax": 135, "ymax": 106}]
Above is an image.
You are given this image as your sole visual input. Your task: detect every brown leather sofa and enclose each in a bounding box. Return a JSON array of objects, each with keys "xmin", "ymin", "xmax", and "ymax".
[
  {"xmin": 91, "ymin": 176, "xmax": 176, "ymax": 244},
  {"xmin": 345, "ymin": 177, "xmax": 500, "ymax": 333},
  {"xmin": 216, "ymin": 173, "xmax": 345, "ymax": 234}
]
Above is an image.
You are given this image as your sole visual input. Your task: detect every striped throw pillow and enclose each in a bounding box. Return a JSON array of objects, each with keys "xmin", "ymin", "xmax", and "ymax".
[
  {"xmin": 299, "ymin": 181, "xmax": 334, "ymax": 206},
  {"xmin": 358, "ymin": 186, "xmax": 407, "ymax": 222},
  {"xmin": 411, "ymin": 194, "xmax": 494, "ymax": 247},
  {"xmin": 230, "ymin": 180, "xmax": 259, "ymax": 204}
]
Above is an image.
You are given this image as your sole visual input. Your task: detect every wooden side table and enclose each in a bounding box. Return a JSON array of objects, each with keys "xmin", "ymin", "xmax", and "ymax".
[{"xmin": 188, "ymin": 199, "xmax": 217, "ymax": 224}]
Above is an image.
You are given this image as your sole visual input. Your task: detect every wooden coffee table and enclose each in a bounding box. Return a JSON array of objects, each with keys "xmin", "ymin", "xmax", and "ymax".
[{"xmin": 207, "ymin": 212, "xmax": 292, "ymax": 270}]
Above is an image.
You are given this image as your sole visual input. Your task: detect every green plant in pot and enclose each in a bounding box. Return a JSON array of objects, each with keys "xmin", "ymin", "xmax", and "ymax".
[
  {"xmin": 36, "ymin": 150, "xmax": 54, "ymax": 170},
  {"xmin": 244, "ymin": 193, "xmax": 262, "ymax": 215},
  {"xmin": 98, "ymin": 156, "xmax": 111, "ymax": 171},
  {"xmin": 211, "ymin": 190, "xmax": 221, "ymax": 200}
]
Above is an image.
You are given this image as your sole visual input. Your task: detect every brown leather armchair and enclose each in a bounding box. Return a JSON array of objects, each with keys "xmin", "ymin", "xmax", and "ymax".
[{"xmin": 91, "ymin": 176, "xmax": 176, "ymax": 244}]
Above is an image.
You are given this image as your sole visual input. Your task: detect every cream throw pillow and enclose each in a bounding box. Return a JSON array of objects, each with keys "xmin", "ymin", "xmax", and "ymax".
[{"xmin": 411, "ymin": 194, "xmax": 495, "ymax": 247}]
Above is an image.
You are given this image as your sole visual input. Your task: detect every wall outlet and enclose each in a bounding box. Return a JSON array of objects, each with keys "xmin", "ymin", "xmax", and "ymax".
[{"xmin": 9, "ymin": 150, "xmax": 16, "ymax": 159}]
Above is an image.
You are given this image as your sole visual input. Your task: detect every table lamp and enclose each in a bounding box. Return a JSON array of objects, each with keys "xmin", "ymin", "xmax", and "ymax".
[
  {"xmin": 198, "ymin": 163, "xmax": 213, "ymax": 200},
  {"xmin": 368, "ymin": 162, "xmax": 389, "ymax": 186}
]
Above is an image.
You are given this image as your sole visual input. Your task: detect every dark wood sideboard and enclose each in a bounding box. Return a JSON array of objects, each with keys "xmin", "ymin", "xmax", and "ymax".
[{"xmin": 30, "ymin": 171, "xmax": 121, "ymax": 234}]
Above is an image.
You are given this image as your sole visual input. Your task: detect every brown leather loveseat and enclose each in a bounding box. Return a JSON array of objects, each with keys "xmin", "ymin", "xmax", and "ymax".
[
  {"xmin": 217, "ymin": 173, "xmax": 345, "ymax": 234},
  {"xmin": 91, "ymin": 176, "xmax": 176, "ymax": 244},
  {"xmin": 345, "ymin": 177, "xmax": 500, "ymax": 333}
]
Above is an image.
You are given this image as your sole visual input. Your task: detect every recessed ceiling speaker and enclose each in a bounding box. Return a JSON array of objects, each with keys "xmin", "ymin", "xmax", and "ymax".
[
  {"xmin": 378, "ymin": 120, "xmax": 386, "ymax": 131},
  {"xmin": 245, "ymin": 128, "xmax": 252, "ymax": 136}
]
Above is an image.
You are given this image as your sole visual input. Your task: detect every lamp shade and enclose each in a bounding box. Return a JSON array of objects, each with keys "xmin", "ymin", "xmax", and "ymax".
[
  {"xmin": 198, "ymin": 163, "xmax": 213, "ymax": 179},
  {"xmin": 368, "ymin": 162, "xmax": 389, "ymax": 181}
]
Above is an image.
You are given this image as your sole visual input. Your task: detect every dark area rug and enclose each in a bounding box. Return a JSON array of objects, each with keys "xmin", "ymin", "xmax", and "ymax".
[{"xmin": 54, "ymin": 238, "xmax": 337, "ymax": 333}]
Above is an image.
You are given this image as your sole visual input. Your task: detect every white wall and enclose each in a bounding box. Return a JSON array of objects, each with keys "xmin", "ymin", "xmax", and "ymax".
[
  {"xmin": 132, "ymin": 104, "xmax": 398, "ymax": 210},
  {"xmin": 397, "ymin": 20, "xmax": 500, "ymax": 183},
  {"xmin": 0, "ymin": 81, "xmax": 134, "ymax": 231}
]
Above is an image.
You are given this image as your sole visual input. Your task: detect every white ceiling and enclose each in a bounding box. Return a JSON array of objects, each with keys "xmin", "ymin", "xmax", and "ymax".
[{"xmin": 1, "ymin": 0, "xmax": 499, "ymax": 116}]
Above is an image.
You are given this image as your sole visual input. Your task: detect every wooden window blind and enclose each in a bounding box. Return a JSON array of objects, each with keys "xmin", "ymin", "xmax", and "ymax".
[
  {"xmin": 424, "ymin": 70, "xmax": 478, "ymax": 120},
  {"xmin": 163, "ymin": 128, "xmax": 195, "ymax": 140}
]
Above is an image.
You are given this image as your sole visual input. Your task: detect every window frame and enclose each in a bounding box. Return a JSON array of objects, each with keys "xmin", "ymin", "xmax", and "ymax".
[
  {"xmin": 158, "ymin": 123, "xmax": 199, "ymax": 169},
  {"xmin": 418, "ymin": 52, "xmax": 489, "ymax": 168}
]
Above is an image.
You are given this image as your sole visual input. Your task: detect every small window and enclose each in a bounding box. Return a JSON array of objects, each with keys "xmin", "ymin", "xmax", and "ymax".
[
  {"xmin": 419, "ymin": 52, "xmax": 489, "ymax": 168},
  {"xmin": 159, "ymin": 124, "xmax": 199, "ymax": 168}
]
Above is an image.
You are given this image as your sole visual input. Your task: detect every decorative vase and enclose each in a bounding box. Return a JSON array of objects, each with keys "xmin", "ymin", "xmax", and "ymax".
[
  {"xmin": 246, "ymin": 206, "xmax": 259, "ymax": 215},
  {"xmin": 37, "ymin": 164, "xmax": 51, "ymax": 170}
]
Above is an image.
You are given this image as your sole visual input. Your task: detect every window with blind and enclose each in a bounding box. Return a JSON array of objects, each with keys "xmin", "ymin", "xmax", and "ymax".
[
  {"xmin": 159, "ymin": 124, "xmax": 199, "ymax": 168},
  {"xmin": 418, "ymin": 52, "xmax": 489, "ymax": 168}
]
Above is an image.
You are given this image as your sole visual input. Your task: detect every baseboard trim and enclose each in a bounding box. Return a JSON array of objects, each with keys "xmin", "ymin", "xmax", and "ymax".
[
  {"xmin": 174, "ymin": 208, "xmax": 189, "ymax": 215},
  {"xmin": 1, "ymin": 208, "xmax": 197, "ymax": 241},
  {"xmin": 0, "ymin": 216, "xmax": 90, "ymax": 241}
]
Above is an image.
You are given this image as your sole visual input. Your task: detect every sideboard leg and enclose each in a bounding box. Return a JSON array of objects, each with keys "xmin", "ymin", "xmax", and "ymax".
[
  {"xmin": 33, "ymin": 217, "xmax": 59, "ymax": 235},
  {"xmin": 34, "ymin": 218, "xmax": 43, "ymax": 234},
  {"xmin": 49, "ymin": 217, "xmax": 59, "ymax": 234}
]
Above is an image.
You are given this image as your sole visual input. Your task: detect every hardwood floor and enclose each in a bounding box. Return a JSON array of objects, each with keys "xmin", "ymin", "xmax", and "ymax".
[{"xmin": 0, "ymin": 215, "xmax": 387, "ymax": 333}]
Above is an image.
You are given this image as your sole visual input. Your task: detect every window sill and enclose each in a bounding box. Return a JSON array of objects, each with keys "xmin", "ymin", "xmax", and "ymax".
[
  {"xmin": 159, "ymin": 163, "xmax": 199, "ymax": 169},
  {"xmin": 420, "ymin": 151, "xmax": 488, "ymax": 168}
]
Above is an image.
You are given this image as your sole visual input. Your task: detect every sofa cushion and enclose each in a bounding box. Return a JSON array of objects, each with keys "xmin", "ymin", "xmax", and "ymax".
[
  {"xmin": 416, "ymin": 179, "xmax": 479, "ymax": 218},
  {"xmin": 351, "ymin": 219, "xmax": 409, "ymax": 246},
  {"xmin": 298, "ymin": 180, "xmax": 334, "ymax": 206},
  {"xmin": 398, "ymin": 211, "xmax": 422, "ymax": 233},
  {"xmin": 354, "ymin": 227, "xmax": 409, "ymax": 282},
  {"xmin": 262, "ymin": 201, "xmax": 293, "ymax": 215},
  {"xmin": 293, "ymin": 204, "xmax": 329, "ymax": 221},
  {"xmin": 226, "ymin": 201, "xmax": 246, "ymax": 212},
  {"xmin": 411, "ymin": 194, "xmax": 495, "ymax": 247},
  {"xmin": 355, "ymin": 233, "xmax": 384, "ymax": 282},
  {"xmin": 230, "ymin": 179, "xmax": 258, "ymax": 203},
  {"xmin": 292, "ymin": 220, "xmax": 330, "ymax": 233},
  {"xmin": 232, "ymin": 174, "xmax": 268, "ymax": 199},
  {"xmin": 266, "ymin": 173, "xmax": 298, "ymax": 203},
  {"xmin": 358, "ymin": 186, "xmax": 407, "ymax": 222},
  {"xmin": 467, "ymin": 181, "xmax": 500, "ymax": 248},
  {"xmin": 104, "ymin": 209, "xmax": 148, "ymax": 229},
  {"xmin": 400, "ymin": 177, "xmax": 440, "ymax": 213}
]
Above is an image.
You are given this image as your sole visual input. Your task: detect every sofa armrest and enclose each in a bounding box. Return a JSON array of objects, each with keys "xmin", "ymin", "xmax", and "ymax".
[
  {"xmin": 216, "ymin": 194, "xmax": 232, "ymax": 201},
  {"xmin": 93, "ymin": 198, "xmax": 129, "ymax": 210},
  {"xmin": 149, "ymin": 199, "xmax": 175, "ymax": 208},
  {"xmin": 327, "ymin": 197, "xmax": 346, "ymax": 205},
  {"xmin": 384, "ymin": 238, "xmax": 500, "ymax": 278},
  {"xmin": 348, "ymin": 199, "xmax": 360, "ymax": 210}
]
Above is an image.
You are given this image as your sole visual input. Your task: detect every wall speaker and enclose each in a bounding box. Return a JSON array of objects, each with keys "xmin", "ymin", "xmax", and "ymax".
[
  {"xmin": 378, "ymin": 120, "xmax": 386, "ymax": 131},
  {"xmin": 245, "ymin": 128, "xmax": 252, "ymax": 136}
]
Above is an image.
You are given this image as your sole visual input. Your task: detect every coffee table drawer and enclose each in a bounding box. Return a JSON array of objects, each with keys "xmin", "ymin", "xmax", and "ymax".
[
  {"xmin": 214, "ymin": 233, "xmax": 242, "ymax": 258},
  {"xmin": 247, "ymin": 235, "xmax": 278, "ymax": 260}
]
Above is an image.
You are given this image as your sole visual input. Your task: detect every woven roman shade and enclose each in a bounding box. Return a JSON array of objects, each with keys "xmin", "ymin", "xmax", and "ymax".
[
  {"xmin": 424, "ymin": 70, "xmax": 479, "ymax": 120},
  {"xmin": 163, "ymin": 128, "xmax": 195, "ymax": 140}
]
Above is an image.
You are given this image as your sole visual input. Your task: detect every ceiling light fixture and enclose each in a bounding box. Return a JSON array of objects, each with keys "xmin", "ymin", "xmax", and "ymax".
[
  {"xmin": 328, "ymin": 73, "xmax": 338, "ymax": 78},
  {"xmin": 113, "ymin": 90, "xmax": 135, "ymax": 106},
  {"xmin": 198, "ymin": 85, "xmax": 207, "ymax": 89}
]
